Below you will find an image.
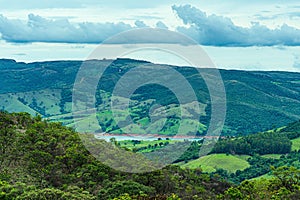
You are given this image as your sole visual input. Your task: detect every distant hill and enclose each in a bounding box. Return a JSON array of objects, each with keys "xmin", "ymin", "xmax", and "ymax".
[{"xmin": 0, "ymin": 58, "xmax": 299, "ymax": 135}]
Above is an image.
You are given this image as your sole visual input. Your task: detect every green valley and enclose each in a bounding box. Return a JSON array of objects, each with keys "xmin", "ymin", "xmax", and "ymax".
[
  {"xmin": 1, "ymin": 59, "xmax": 300, "ymax": 199},
  {"xmin": 1, "ymin": 59, "xmax": 300, "ymax": 136}
]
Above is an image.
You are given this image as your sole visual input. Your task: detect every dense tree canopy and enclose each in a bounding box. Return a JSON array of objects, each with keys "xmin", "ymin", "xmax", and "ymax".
[
  {"xmin": 0, "ymin": 111, "xmax": 230, "ymax": 199},
  {"xmin": 1, "ymin": 111, "xmax": 300, "ymax": 199}
]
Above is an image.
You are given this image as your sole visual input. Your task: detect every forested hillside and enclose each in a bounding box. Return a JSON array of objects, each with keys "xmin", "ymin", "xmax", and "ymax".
[
  {"xmin": 1, "ymin": 111, "xmax": 300, "ymax": 199},
  {"xmin": 0, "ymin": 58, "xmax": 300, "ymax": 135},
  {"xmin": 0, "ymin": 111, "xmax": 230, "ymax": 199}
]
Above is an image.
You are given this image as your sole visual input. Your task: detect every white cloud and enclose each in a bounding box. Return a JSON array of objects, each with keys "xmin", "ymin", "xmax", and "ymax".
[
  {"xmin": 172, "ymin": 4, "xmax": 300, "ymax": 47},
  {"xmin": 0, "ymin": 14, "xmax": 196, "ymax": 45},
  {"xmin": 0, "ymin": 14, "xmax": 132, "ymax": 43},
  {"xmin": 1, "ymin": 4, "xmax": 300, "ymax": 47}
]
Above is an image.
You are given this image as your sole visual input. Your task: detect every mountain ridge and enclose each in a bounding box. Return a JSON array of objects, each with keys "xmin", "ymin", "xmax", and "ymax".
[{"xmin": 0, "ymin": 58, "xmax": 299, "ymax": 135}]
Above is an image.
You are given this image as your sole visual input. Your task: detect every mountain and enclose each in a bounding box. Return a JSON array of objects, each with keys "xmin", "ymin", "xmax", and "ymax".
[{"xmin": 0, "ymin": 58, "xmax": 300, "ymax": 135}]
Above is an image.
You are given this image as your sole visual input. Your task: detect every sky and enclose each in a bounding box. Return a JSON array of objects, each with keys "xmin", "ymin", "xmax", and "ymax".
[{"xmin": 1, "ymin": 0, "xmax": 300, "ymax": 71}]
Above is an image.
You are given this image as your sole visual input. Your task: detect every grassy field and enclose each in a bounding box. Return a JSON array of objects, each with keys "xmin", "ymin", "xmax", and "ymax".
[
  {"xmin": 95, "ymin": 94, "xmax": 207, "ymax": 135},
  {"xmin": 0, "ymin": 94, "xmax": 36, "ymax": 115},
  {"xmin": 261, "ymin": 154, "xmax": 282, "ymax": 159},
  {"xmin": 292, "ymin": 137, "xmax": 300, "ymax": 151},
  {"xmin": 119, "ymin": 138, "xmax": 180, "ymax": 153},
  {"xmin": 250, "ymin": 173, "xmax": 274, "ymax": 180},
  {"xmin": 181, "ymin": 154, "xmax": 250, "ymax": 173},
  {"xmin": 0, "ymin": 89, "xmax": 63, "ymax": 117}
]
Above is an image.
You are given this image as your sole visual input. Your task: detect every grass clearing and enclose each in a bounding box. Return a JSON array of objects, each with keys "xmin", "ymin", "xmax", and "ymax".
[
  {"xmin": 119, "ymin": 139, "xmax": 179, "ymax": 153},
  {"xmin": 261, "ymin": 154, "xmax": 282, "ymax": 159},
  {"xmin": 251, "ymin": 173, "xmax": 274, "ymax": 180},
  {"xmin": 181, "ymin": 153, "xmax": 250, "ymax": 173},
  {"xmin": 292, "ymin": 137, "xmax": 300, "ymax": 151}
]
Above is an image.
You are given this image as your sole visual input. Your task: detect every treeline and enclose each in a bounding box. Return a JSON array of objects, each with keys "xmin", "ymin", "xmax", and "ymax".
[
  {"xmin": 219, "ymin": 166, "xmax": 300, "ymax": 200},
  {"xmin": 211, "ymin": 155, "xmax": 278, "ymax": 184},
  {"xmin": 212, "ymin": 131, "xmax": 292, "ymax": 155},
  {"xmin": 174, "ymin": 140, "xmax": 203, "ymax": 163},
  {"xmin": 279, "ymin": 120, "xmax": 300, "ymax": 139},
  {"xmin": 227, "ymin": 151, "xmax": 300, "ymax": 184}
]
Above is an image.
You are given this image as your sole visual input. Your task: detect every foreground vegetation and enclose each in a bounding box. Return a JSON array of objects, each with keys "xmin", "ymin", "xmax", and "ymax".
[
  {"xmin": 0, "ymin": 111, "xmax": 230, "ymax": 199},
  {"xmin": 1, "ymin": 111, "xmax": 300, "ymax": 199}
]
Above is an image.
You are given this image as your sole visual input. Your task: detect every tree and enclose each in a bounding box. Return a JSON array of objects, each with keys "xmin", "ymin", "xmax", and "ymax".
[
  {"xmin": 98, "ymin": 180, "xmax": 155, "ymax": 199},
  {"xmin": 271, "ymin": 166, "xmax": 300, "ymax": 191},
  {"xmin": 16, "ymin": 187, "xmax": 95, "ymax": 200}
]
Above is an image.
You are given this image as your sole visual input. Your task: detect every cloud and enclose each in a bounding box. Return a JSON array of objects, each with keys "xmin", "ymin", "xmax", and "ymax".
[
  {"xmin": 288, "ymin": 12, "xmax": 300, "ymax": 19},
  {"xmin": 293, "ymin": 55, "xmax": 300, "ymax": 68},
  {"xmin": 12, "ymin": 53, "xmax": 26, "ymax": 56},
  {"xmin": 156, "ymin": 21, "xmax": 168, "ymax": 29},
  {"xmin": 253, "ymin": 14, "xmax": 277, "ymax": 20},
  {"xmin": 254, "ymin": 12, "xmax": 300, "ymax": 21},
  {"xmin": 0, "ymin": 14, "xmax": 133, "ymax": 43},
  {"xmin": 0, "ymin": 0, "xmax": 174, "ymax": 9},
  {"xmin": 123, "ymin": 16, "xmax": 163, "ymax": 20},
  {"xmin": 0, "ymin": 0, "xmax": 86, "ymax": 9},
  {"xmin": 102, "ymin": 28, "xmax": 194, "ymax": 45},
  {"xmin": 134, "ymin": 20, "xmax": 148, "ymax": 28},
  {"xmin": 172, "ymin": 4, "xmax": 300, "ymax": 47},
  {"xmin": 0, "ymin": 14, "xmax": 194, "ymax": 45},
  {"xmin": 3, "ymin": 5, "xmax": 300, "ymax": 47}
]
